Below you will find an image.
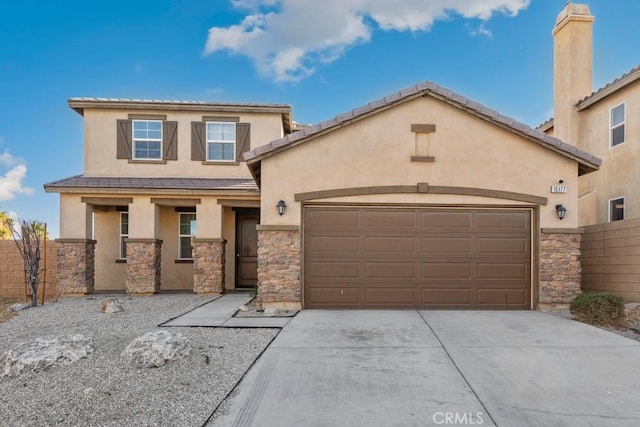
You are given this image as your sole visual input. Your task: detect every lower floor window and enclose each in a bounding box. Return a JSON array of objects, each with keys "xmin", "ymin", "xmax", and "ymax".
[
  {"xmin": 120, "ymin": 212, "xmax": 129, "ymax": 259},
  {"xmin": 609, "ymin": 197, "xmax": 624, "ymax": 221},
  {"xmin": 179, "ymin": 213, "xmax": 196, "ymax": 259}
]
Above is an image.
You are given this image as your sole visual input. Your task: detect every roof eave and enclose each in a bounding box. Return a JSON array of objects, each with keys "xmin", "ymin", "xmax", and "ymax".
[{"xmin": 577, "ymin": 66, "xmax": 640, "ymax": 111}]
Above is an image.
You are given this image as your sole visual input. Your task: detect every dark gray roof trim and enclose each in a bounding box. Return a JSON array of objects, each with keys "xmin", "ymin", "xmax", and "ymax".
[
  {"xmin": 577, "ymin": 64, "xmax": 640, "ymax": 110},
  {"xmin": 244, "ymin": 81, "xmax": 601, "ymax": 175},
  {"xmin": 44, "ymin": 175, "xmax": 258, "ymax": 192},
  {"xmin": 68, "ymin": 97, "xmax": 293, "ymax": 134}
]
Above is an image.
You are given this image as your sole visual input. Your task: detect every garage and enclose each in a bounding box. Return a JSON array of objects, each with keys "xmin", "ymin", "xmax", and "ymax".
[{"xmin": 303, "ymin": 206, "xmax": 532, "ymax": 309}]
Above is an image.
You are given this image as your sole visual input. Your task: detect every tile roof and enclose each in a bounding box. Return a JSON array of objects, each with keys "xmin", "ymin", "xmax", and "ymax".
[
  {"xmin": 577, "ymin": 64, "xmax": 640, "ymax": 110},
  {"xmin": 44, "ymin": 175, "xmax": 258, "ymax": 192},
  {"xmin": 68, "ymin": 97, "xmax": 291, "ymax": 109},
  {"xmin": 244, "ymin": 80, "xmax": 601, "ymax": 177}
]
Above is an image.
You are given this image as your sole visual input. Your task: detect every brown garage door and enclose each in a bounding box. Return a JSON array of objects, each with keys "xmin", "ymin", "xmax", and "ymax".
[{"xmin": 303, "ymin": 206, "xmax": 531, "ymax": 309}]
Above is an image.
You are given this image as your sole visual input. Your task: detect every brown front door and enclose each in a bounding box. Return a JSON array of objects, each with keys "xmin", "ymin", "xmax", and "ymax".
[
  {"xmin": 304, "ymin": 206, "xmax": 532, "ymax": 309},
  {"xmin": 236, "ymin": 209, "xmax": 259, "ymax": 288}
]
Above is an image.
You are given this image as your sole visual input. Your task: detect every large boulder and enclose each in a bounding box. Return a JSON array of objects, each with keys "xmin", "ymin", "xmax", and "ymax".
[
  {"xmin": 100, "ymin": 298, "xmax": 124, "ymax": 314},
  {"xmin": 0, "ymin": 335, "xmax": 94, "ymax": 378},
  {"xmin": 121, "ymin": 330, "xmax": 191, "ymax": 368}
]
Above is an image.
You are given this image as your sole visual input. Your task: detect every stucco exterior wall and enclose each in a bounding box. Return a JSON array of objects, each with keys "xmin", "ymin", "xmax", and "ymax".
[
  {"xmin": 576, "ymin": 82, "xmax": 640, "ymax": 225},
  {"xmin": 260, "ymin": 96, "xmax": 579, "ymax": 228},
  {"xmin": 157, "ymin": 207, "xmax": 193, "ymax": 291},
  {"xmin": 82, "ymin": 109, "xmax": 285, "ymax": 178}
]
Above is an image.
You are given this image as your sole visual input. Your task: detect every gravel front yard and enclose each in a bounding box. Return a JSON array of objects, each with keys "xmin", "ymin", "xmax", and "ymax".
[{"xmin": 0, "ymin": 295, "xmax": 279, "ymax": 427}]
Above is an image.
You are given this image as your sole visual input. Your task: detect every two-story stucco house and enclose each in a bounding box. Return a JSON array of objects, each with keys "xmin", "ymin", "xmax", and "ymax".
[
  {"xmin": 46, "ymin": 3, "xmax": 605, "ymax": 311},
  {"xmin": 45, "ymin": 99, "xmax": 292, "ymax": 295},
  {"xmin": 540, "ymin": 3, "xmax": 640, "ymax": 227}
]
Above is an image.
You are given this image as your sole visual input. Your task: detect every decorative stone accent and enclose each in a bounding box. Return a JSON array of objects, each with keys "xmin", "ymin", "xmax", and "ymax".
[
  {"xmin": 256, "ymin": 228, "xmax": 301, "ymax": 306},
  {"xmin": 55, "ymin": 239, "xmax": 96, "ymax": 295},
  {"xmin": 100, "ymin": 298, "xmax": 124, "ymax": 314},
  {"xmin": 193, "ymin": 239, "xmax": 226, "ymax": 294},
  {"xmin": 125, "ymin": 239, "xmax": 162, "ymax": 294},
  {"xmin": 121, "ymin": 330, "xmax": 191, "ymax": 368},
  {"xmin": 0, "ymin": 335, "xmax": 94, "ymax": 377},
  {"xmin": 539, "ymin": 232, "xmax": 582, "ymax": 304}
]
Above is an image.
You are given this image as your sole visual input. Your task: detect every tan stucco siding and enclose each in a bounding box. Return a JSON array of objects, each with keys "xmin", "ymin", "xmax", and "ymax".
[
  {"xmin": 83, "ymin": 109, "xmax": 284, "ymax": 177},
  {"xmin": 576, "ymin": 82, "xmax": 640, "ymax": 224},
  {"xmin": 260, "ymin": 96, "xmax": 579, "ymax": 228}
]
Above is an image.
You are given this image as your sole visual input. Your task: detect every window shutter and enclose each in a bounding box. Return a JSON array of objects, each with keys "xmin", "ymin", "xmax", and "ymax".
[
  {"xmin": 163, "ymin": 121, "xmax": 178, "ymax": 160},
  {"xmin": 116, "ymin": 120, "xmax": 132, "ymax": 159},
  {"xmin": 235, "ymin": 123, "xmax": 251, "ymax": 162},
  {"xmin": 191, "ymin": 122, "xmax": 206, "ymax": 161}
]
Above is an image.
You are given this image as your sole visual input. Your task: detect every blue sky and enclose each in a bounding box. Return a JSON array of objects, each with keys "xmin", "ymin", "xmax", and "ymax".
[{"xmin": 1, "ymin": 0, "xmax": 639, "ymax": 238}]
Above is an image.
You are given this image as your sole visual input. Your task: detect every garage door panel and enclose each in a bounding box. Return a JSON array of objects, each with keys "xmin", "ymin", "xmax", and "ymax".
[
  {"xmin": 477, "ymin": 237, "xmax": 528, "ymax": 255},
  {"xmin": 421, "ymin": 288, "xmax": 471, "ymax": 305},
  {"xmin": 365, "ymin": 236, "xmax": 416, "ymax": 253},
  {"xmin": 304, "ymin": 207, "xmax": 531, "ymax": 309},
  {"xmin": 476, "ymin": 289, "xmax": 527, "ymax": 307},
  {"xmin": 476, "ymin": 211, "xmax": 530, "ymax": 230},
  {"xmin": 366, "ymin": 262, "xmax": 415, "ymax": 278},
  {"xmin": 422, "ymin": 237, "xmax": 471, "ymax": 254},
  {"xmin": 306, "ymin": 261, "xmax": 360, "ymax": 278},
  {"xmin": 306, "ymin": 287, "xmax": 361, "ymax": 305},
  {"xmin": 422, "ymin": 262, "xmax": 472, "ymax": 279},
  {"xmin": 363, "ymin": 210, "xmax": 417, "ymax": 228},
  {"xmin": 477, "ymin": 262, "xmax": 528, "ymax": 279},
  {"xmin": 366, "ymin": 288, "xmax": 416, "ymax": 304},
  {"xmin": 420, "ymin": 211, "xmax": 472, "ymax": 228},
  {"xmin": 306, "ymin": 235, "xmax": 360, "ymax": 252}
]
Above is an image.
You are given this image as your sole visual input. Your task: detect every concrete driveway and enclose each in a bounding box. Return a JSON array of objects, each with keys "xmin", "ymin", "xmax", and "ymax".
[{"xmin": 211, "ymin": 310, "xmax": 640, "ymax": 427}]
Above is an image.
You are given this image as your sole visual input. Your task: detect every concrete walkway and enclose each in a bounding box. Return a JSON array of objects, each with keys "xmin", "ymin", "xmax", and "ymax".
[
  {"xmin": 211, "ymin": 310, "xmax": 640, "ymax": 427},
  {"xmin": 160, "ymin": 293, "xmax": 293, "ymax": 328}
]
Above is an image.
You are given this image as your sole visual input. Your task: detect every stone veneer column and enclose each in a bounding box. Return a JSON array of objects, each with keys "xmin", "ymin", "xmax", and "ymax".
[
  {"xmin": 193, "ymin": 238, "xmax": 226, "ymax": 294},
  {"xmin": 539, "ymin": 230, "xmax": 582, "ymax": 304},
  {"xmin": 55, "ymin": 239, "xmax": 96, "ymax": 295},
  {"xmin": 125, "ymin": 239, "xmax": 162, "ymax": 295},
  {"xmin": 256, "ymin": 226, "xmax": 301, "ymax": 309}
]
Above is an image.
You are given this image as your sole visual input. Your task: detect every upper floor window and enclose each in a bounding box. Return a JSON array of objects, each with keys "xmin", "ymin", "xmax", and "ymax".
[
  {"xmin": 179, "ymin": 213, "xmax": 196, "ymax": 259},
  {"xmin": 191, "ymin": 120, "xmax": 250, "ymax": 163},
  {"xmin": 610, "ymin": 103, "xmax": 625, "ymax": 147},
  {"xmin": 117, "ymin": 117, "xmax": 177, "ymax": 161},
  {"xmin": 133, "ymin": 120, "xmax": 162, "ymax": 160},
  {"xmin": 609, "ymin": 197, "xmax": 624, "ymax": 222},
  {"xmin": 206, "ymin": 122, "xmax": 236, "ymax": 161}
]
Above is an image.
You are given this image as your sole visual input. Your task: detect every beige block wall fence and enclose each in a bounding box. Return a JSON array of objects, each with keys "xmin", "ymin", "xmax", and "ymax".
[
  {"xmin": 581, "ymin": 217, "xmax": 640, "ymax": 301},
  {"xmin": 0, "ymin": 240, "xmax": 57, "ymax": 300}
]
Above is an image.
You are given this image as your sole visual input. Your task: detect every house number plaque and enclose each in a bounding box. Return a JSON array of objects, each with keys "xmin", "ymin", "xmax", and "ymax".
[{"xmin": 550, "ymin": 186, "xmax": 567, "ymax": 193}]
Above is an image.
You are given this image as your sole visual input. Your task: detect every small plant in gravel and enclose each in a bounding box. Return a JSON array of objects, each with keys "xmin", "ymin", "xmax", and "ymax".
[{"xmin": 570, "ymin": 292, "xmax": 626, "ymax": 326}]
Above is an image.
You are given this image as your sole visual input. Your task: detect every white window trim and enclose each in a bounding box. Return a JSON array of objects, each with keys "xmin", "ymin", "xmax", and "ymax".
[
  {"xmin": 609, "ymin": 102, "xmax": 625, "ymax": 148},
  {"xmin": 608, "ymin": 196, "xmax": 625, "ymax": 222},
  {"xmin": 178, "ymin": 213, "xmax": 196, "ymax": 259},
  {"xmin": 206, "ymin": 121, "xmax": 236, "ymax": 162},
  {"xmin": 119, "ymin": 212, "xmax": 129, "ymax": 259},
  {"xmin": 132, "ymin": 119, "xmax": 163, "ymax": 160}
]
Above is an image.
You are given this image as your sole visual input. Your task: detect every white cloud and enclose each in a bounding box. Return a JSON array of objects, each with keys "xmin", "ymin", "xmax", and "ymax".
[
  {"xmin": 204, "ymin": 0, "xmax": 530, "ymax": 82},
  {"xmin": 0, "ymin": 149, "xmax": 34, "ymax": 201},
  {"xmin": 468, "ymin": 23, "xmax": 493, "ymax": 38}
]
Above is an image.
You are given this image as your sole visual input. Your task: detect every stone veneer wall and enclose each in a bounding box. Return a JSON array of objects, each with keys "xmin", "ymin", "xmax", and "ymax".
[
  {"xmin": 539, "ymin": 232, "xmax": 582, "ymax": 304},
  {"xmin": 193, "ymin": 239, "xmax": 225, "ymax": 294},
  {"xmin": 256, "ymin": 228, "xmax": 301, "ymax": 306},
  {"xmin": 125, "ymin": 239, "xmax": 162, "ymax": 294},
  {"xmin": 56, "ymin": 239, "xmax": 96, "ymax": 295}
]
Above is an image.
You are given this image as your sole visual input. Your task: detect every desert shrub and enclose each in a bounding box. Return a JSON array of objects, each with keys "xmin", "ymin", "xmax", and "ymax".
[{"xmin": 569, "ymin": 292, "xmax": 625, "ymax": 326}]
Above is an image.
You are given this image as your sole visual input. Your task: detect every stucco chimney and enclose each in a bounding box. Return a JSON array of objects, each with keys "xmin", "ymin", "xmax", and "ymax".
[{"xmin": 553, "ymin": 2, "xmax": 594, "ymax": 145}]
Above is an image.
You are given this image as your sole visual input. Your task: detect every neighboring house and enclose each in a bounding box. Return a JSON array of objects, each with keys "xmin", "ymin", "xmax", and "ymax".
[
  {"xmin": 540, "ymin": 3, "xmax": 640, "ymax": 226},
  {"xmin": 45, "ymin": 99, "xmax": 292, "ymax": 294},
  {"xmin": 45, "ymin": 2, "xmax": 604, "ymax": 310}
]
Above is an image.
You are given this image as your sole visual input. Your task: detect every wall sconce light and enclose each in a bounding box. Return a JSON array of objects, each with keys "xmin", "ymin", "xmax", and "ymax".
[
  {"xmin": 276, "ymin": 200, "xmax": 287, "ymax": 216},
  {"xmin": 555, "ymin": 204, "xmax": 567, "ymax": 220}
]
